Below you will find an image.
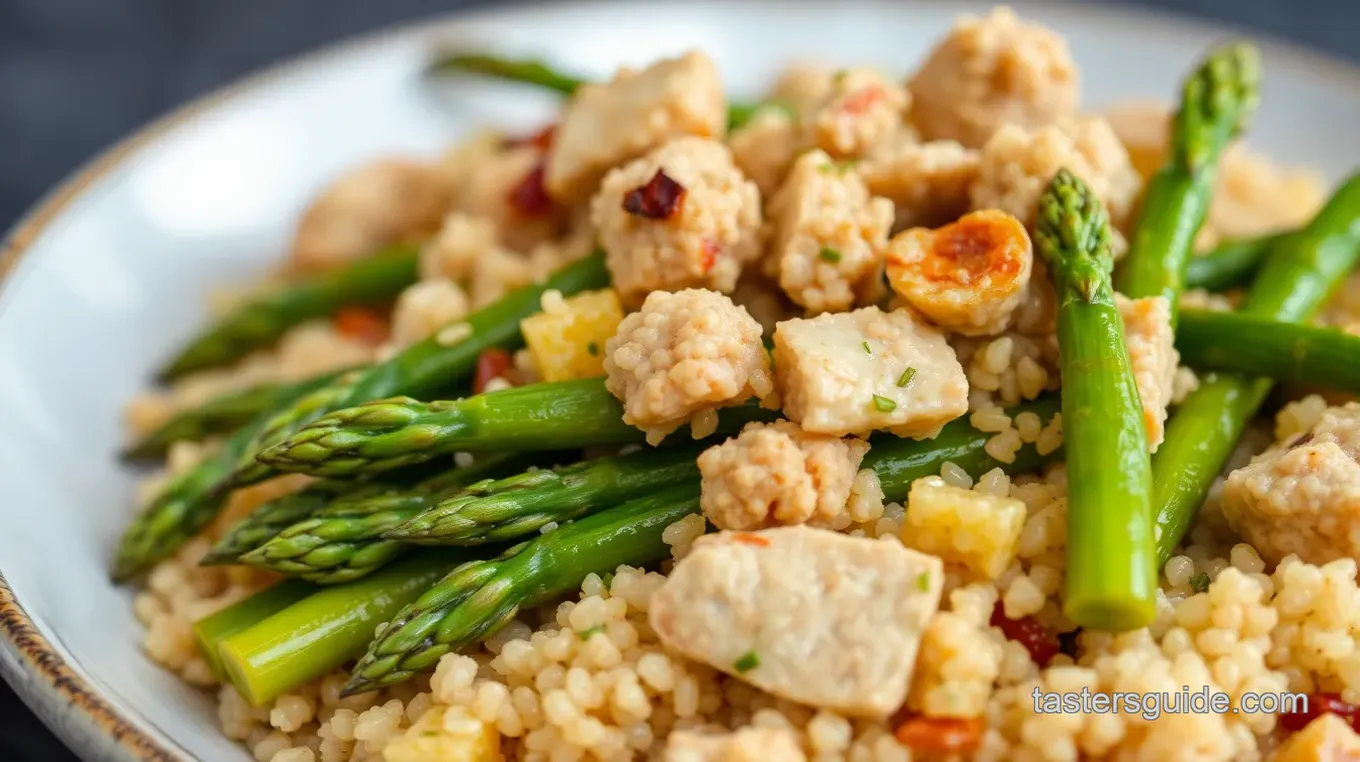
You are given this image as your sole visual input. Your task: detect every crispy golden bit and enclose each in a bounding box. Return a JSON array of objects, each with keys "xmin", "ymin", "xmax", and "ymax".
[{"xmin": 885, "ymin": 209, "xmax": 1033, "ymax": 336}]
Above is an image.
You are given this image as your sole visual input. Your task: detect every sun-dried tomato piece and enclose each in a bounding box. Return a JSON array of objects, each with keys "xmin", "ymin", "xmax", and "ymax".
[
  {"xmin": 893, "ymin": 716, "xmax": 984, "ymax": 754},
  {"xmin": 732, "ymin": 533, "xmax": 770, "ymax": 547},
  {"xmin": 990, "ymin": 602, "xmax": 1061, "ymax": 667},
  {"xmin": 506, "ymin": 124, "xmax": 556, "ymax": 151},
  {"xmin": 507, "ymin": 160, "xmax": 554, "ymax": 217},
  {"xmin": 332, "ymin": 306, "xmax": 389, "ymax": 346},
  {"xmin": 699, "ymin": 239, "xmax": 720, "ymax": 273},
  {"xmin": 472, "ymin": 348, "xmax": 514, "ymax": 394},
  {"xmin": 842, "ymin": 86, "xmax": 885, "ymax": 115},
  {"xmin": 622, "ymin": 169, "xmax": 687, "ymax": 220}
]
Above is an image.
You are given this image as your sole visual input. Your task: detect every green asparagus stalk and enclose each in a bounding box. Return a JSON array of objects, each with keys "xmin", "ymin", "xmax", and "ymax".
[
  {"xmin": 427, "ymin": 51, "xmax": 767, "ymax": 130},
  {"xmin": 158, "ymin": 244, "xmax": 419, "ymax": 381},
  {"xmin": 346, "ymin": 486, "xmax": 700, "ymax": 693},
  {"xmin": 192, "ymin": 580, "xmax": 316, "ymax": 681},
  {"xmin": 200, "ymin": 481, "xmax": 353, "ymax": 565},
  {"xmin": 238, "ymin": 452, "xmax": 546, "ymax": 583},
  {"xmin": 124, "ymin": 374, "xmax": 342, "ymax": 462},
  {"xmin": 1182, "ymin": 232, "xmax": 1284, "ymax": 292},
  {"xmin": 1117, "ymin": 41, "xmax": 1261, "ymax": 322},
  {"xmin": 1177, "ymin": 310, "xmax": 1360, "ymax": 393},
  {"xmin": 218, "ymin": 551, "xmax": 474, "ymax": 706},
  {"xmin": 112, "ymin": 372, "xmax": 362, "ymax": 581},
  {"xmin": 219, "ymin": 250, "xmax": 610, "ymax": 492},
  {"xmin": 1154, "ymin": 173, "xmax": 1360, "ymax": 562},
  {"xmin": 1037, "ymin": 169, "xmax": 1156, "ymax": 631},
  {"xmin": 258, "ymin": 378, "xmax": 779, "ymax": 478}
]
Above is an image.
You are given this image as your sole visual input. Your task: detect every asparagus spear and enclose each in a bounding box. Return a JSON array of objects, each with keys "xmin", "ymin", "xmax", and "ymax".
[
  {"xmin": 388, "ymin": 395, "xmax": 1063, "ymax": 545},
  {"xmin": 1037, "ymin": 169, "xmax": 1157, "ymax": 631},
  {"xmin": 192, "ymin": 580, "xmax": 316, "ymax": 681},
  {"xmin": 124, "ymin": 374, "xmax": 342, "ymax": 462},
  {"xmin": 1154, "ymin": 173, "xmax": 1360, "ymax": 562},
  {"xmin": 1182, "ymin": 232, "xmax": 1284, "ymax": 292},
  {"xmin": 346, "ymin": 486, "xmax": 700, "ymax": 693},
  {"xmin": 427, "ymin": 51, "xmax": 769, "ymax": 130},
  {"xmin": 219, "ymin": 250, "xmax": 610, "ymax": 492},
  {"xmin": 238, "ymin": 452, "xmax": 546, "ymax": 583},
  {"xmin": 1177, "ymin": 310, "xmax": 1360, "ymax": 393},
  {"xmin": 158, "ymin": 244, "xmax": 419, "ymax": 380},
  {"xmin": 257, "ymin": 378, "xmax": 778, "ymax": 478},
  {"xmin": 1117, "ymin": 41, "xmax": 1261, "ymax": 322},
  {"xmin": 218, "ymin": 550, "xmax": 474, "ymax": 706}
]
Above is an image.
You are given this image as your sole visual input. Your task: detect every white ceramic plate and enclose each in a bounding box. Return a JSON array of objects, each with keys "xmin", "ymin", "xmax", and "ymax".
[{"xmin": 2, "ymin": 1, "xmax": 1358, "ymax": 759}]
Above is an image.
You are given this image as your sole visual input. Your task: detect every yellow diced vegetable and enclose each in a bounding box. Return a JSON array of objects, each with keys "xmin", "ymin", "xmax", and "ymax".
[
  {"xmin": 520, "ymin": 288, "xmax": 624, "ymax": 382},
  {"xmin": 901, "ymin": 476, "xmax": 1026, "ymax": 579},
  {"xmin": 382, "ymin": 707, "xmax": 502, "ymax": 762}
]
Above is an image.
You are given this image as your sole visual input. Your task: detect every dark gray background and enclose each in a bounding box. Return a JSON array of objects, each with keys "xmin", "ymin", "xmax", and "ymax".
[{"xmin": 0, "ymin": 1, "xmax": 1356, "ymax": 759}]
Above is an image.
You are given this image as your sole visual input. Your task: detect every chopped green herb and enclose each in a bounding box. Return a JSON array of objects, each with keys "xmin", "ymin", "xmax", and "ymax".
[
  {"xmin": 578, "ymin": 625, "xmax": 605, "ymax": 641},
  {"xmin": 819, "ymin": 247, "xmax": 842, "ymax": 264},
  {"xmin": 600, "ymin": 572, "xmax": 615, "ymax": 590},
  {"xmin": 1189, "ymin": 573, "xmax": 1210, "ymax": 593},
  {"xmin": 586, "ymin": 341, "xmax": 599, "ymax": 357},
  {"xmin": 897, "ymin": 367, "xmax": 917, "ymax": 387},
  {"xmin": 916, "ymin": 571, "xmax": 931, "ymax": 592},
  {"xmin": 871, "ymin": 394, "xmax": 897, "ymax": 413},
  {"xmin": 833, "ymin": 68, "xmax": 848, "ymax": 83},
  {"xmin": 734, "ymin": 650, "xmax": 760, "ymax": 673},
  {"xmin": 817, "ymin": 159, "xmax": 858, "ymax": 175},
  {"xmin": 861, "ymin": 341, "xmax": 872, "ymax": 355}
]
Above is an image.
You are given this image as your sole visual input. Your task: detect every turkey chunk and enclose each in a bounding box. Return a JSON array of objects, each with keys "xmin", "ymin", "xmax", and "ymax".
[
  {"xmin": 727, "ymin": 105, "xmax": 800, "ymax": 197},
  {"xmin": 773, "ymin": 307, "xmax": 969, "ymax": 438},
  {"xmin": 547, "ymin": 51, "xmax": 726, "ymax": 203},
  {"xmin": 592, "ymin": 137, "xmax": 763, "ymax": 307},
  {"xmin": 1222, "ymin": 403, "xmax": 1360, "ymax": 566},
  {"xmin": 290, "ymin": 158, "xmax": 451, "ymax": 271},
  {"xmin": 1274, "ymin": 714, "xmax": 1360, "ymax": 762},
  {"xmin": 858, "ymin": 138, "xmax": 981, "ymax": 229},
  {"xmin": 1116, "ymin": 294, "xmax": 1177, "ymax": 452},
  {"xmin": 666, "ymin": 728, "xmax": 806, "ymax": 762},
  {"xmin": 604, "ymin": 289, "xmax": 772, "ymax": 445},
  {"xmin": 908, "ymin": 7, "xmax": 1079, "ymax": 148},
  {"xmin": 803, "ymin": 67, "xmax": 910, "ymax": 160},
  {"xmin": 970, "ymin": 117, "xmax": 1141, "ymax": 232},
  {"xmin": 764, "ymin": 150, "xmax": 895, "ymax": 314},
  {"xmin": 698, "ymin": 420, "xmax": 869, "ymax": 531},
  {"xmin": 885, "ymin": 209, "xmax": 1033, "ymax": 336},
  {"xmin": 650, "ymin": 526, "xmax": 944, "ymax": 718}
]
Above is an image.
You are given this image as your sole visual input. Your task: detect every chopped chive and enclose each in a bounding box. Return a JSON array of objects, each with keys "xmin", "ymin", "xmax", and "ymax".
[
  {"xmin": 897, "ymin": 367, "xmax": 917, "ymax": 387},
  {"xmin": 861, "ymin": 341, "xmax": 872, "ymax": 355},
  {"xmin": 1189, "ymin": 573, "xmax": 1210, "ymax": 593},
  {"xmin": 586, "ymin": 341, "xmax": 599, "ymax": 357},
  {"xmin": 734, "ymin": 650, "xmax": 759, "ymax": 673},
  {"xmin": 871, "ymin": 394, "xmax": 897, "ymax": 413},
  {"xmin": 600, "ymin": 572, "xmax": 615, "ymax": 590},
  {"xmin": 916, "ymin": 571, "xmax": 931, "ymax": 592},
  {"xmin": 819, "ymin": 247, "xmax": 842, "ymax": 264},
  {"xmin": 578, "ymin": 625, "xmax": 605, "ymax": 641}
]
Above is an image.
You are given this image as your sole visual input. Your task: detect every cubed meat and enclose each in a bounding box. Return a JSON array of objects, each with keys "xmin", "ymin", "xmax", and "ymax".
[
  {"xmin": 547, "ymin": 51, "xmax": 727, "ymax": 203},
  {"xmin": 767, "ymin": 62, "xmax": 835, "ymax": 120},
  {"xmin": 727, "ymin": 105, "xmax": 800, "ymax": 197},
  {"xmin": 604, "ymin": 289, "xmax": 773, "ymax": 444},
  {"xmin": 650, "ymin": 525, "xmax": 944, "ymax": 717},
  {"xmin": 592, "ymin": 137, "xmax": 763, "ymax": 307},
  {"xmin": 773, "ymin": 307, "xmax": 969, "ymax": 438},
  {"xmin": 698, "ymin": 420, "xmax": 869, "ymax": 530},
  {"xmin": 908, "ymin": 7, "xmax": 1079, "ymax": 148},
  {"xmin": 1222, "ymin": 403, "xmax": 1360, "ymax": 566},
  {"xmin": 1116, "ymin": 294, "xmax": 1177, "ymax": 452},
  {"xmin": 857, "ymin": 138, "xmax": 981, "ymax": 229},
  {"xmin": 902, "ymin": 476, "xmax": 1026, "ymax": 579},
  {"xmin": 764, "ymin": 150, "xmax": 895, "ymax": 314},
  {"xmin": 803, "ymin": 67, "xmax": 910, "ymax": 160},
  {"xmin": 665, "ymin": 727, "xmax": 806, "ymax": 762},
  {"xmin": 884, "ymin": 209, "xmax": 1033, "ymax": 336}
]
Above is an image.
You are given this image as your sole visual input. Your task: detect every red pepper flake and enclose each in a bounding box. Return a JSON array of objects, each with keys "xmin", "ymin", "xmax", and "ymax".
[
  {"xmin": 842, "ymin": 86, "xmax": 885, "ymax": 115},
  {"xmin": 332, "ymin": 306, "xmax": 389, "ymax": 346},
  {"xmin": 507, "ymin": 160, "xmax": 554, "ymax": 217},
  {"xmin": 732, "ymin": 533, "xmax": 770, "ymax": 547},
  {"xmin": 893, "ymin": 716, "xmax": 984, "ymax": 754},
  {"xmin": 1280, "ymin": 693, "xmax": 1360, "ymax": 734},
  {"xmin": 699, "ymin": 239, "xmax": 720, "ymax": 273},
  {"xmin": 472, "ymin": 348, "xmax": 514, "ymax": 395},
  {"xmin": 990, "ymin": 602, "xmax": 1060, "ymax": 667},
  {"xmin": 622, "ymin": 169, "xmax": 686, "ymax": 220},
  {"xmin": 505, "ymin": 124, "xmax": 555, "ymax": 151}
]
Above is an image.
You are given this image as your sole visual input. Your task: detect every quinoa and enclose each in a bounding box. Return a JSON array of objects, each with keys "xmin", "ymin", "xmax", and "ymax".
[{"xmin": 801, "ymin": 67, "xmax": 910, "ymax": 160}]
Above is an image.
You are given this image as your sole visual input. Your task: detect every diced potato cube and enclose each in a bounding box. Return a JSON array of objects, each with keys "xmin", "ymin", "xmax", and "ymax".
[
  {"xmin": 1274, "ymin": 714, "xmax": 1360, "ymax": 762},
  {"xmin": 382, "ymin": 707, "xmax": 502, "ymax": 762},
  {"xmin": 520, "ymin": 289, "xmax": 625, "ymax": 382},
  {"xmin": 902, "ymin": 476, "xmax": 1026, "ymax": 579}
]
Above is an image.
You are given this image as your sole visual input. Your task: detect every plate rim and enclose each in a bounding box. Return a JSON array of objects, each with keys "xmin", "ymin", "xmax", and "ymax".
[{"xmin": 2, "ymin": 1, "xmax": 1359, "ymax": 759}]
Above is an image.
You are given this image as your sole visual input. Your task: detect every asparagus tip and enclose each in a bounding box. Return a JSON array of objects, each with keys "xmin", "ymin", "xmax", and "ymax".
[
  {"xmin": 1177, "ymin": 39, "xmax": 1263, "ymax": 172},
  {"xmin": 1035, "ymin": 169, "xmax": 1115, "ymax": 301}
]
